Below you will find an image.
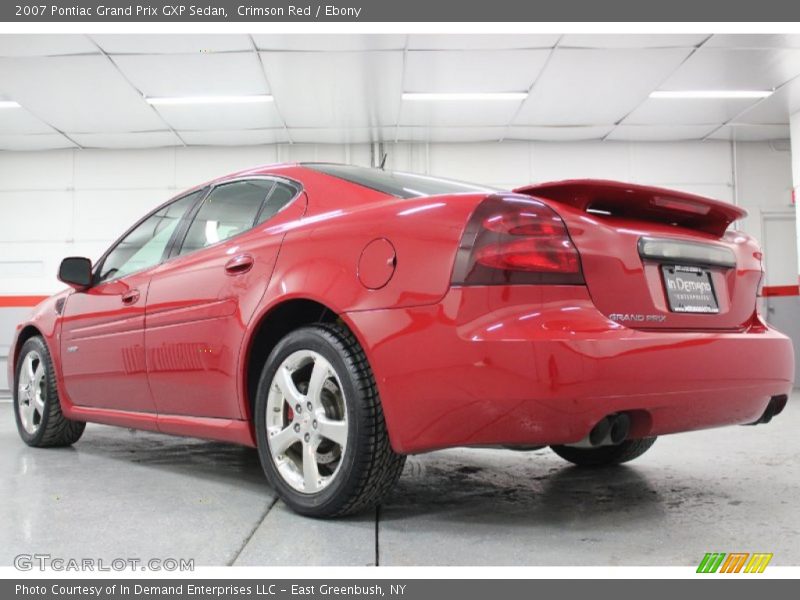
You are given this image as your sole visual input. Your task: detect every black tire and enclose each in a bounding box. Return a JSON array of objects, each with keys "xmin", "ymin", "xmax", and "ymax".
[
  {"xmin": 14, "ymin": 336, "xmax": 85, "ymax": 447},
  {"xmin": 550, "ymin": 437, "xmax": 657, "ymax": 467},
  {"xmin": 254, "ymin": 323, "xmax": 406, "ymax": 518}
]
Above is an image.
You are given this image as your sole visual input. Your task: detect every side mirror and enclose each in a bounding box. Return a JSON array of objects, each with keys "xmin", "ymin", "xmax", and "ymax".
[{"xmin": 58, "ymin": 257, "xmax": 93, "ymax": 290}]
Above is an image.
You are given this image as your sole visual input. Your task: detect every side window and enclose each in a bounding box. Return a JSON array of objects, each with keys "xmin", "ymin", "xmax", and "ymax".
[
  {"xmin": 256, "ymin": 182, "xmax": 300, "ymax": 225},
  {"xmin": 178, "ymin": 180, "xmax": 273, "ymax": 256},
  {"xmin": 96, "ymin": 191, "xmax": 201, "ymax": 284}
]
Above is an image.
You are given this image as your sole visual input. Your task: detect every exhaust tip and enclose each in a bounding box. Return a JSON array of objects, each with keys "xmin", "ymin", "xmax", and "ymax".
[
  {"xmin": 608, "ymin": 413, "xmax": 631, "ymax": 445},
  {"xmin": 567, "ymin": 412, "xmax": 633, "ymax": 448},
  {"xmin": 589, "ymin": 417, "xmax": 612, "ymax": 446},
  {"xmin": 750, "ymin": 394, "xmax": 789, "ymax": 425}
]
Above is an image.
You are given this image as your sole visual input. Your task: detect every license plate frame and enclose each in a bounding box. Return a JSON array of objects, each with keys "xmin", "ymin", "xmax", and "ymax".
[{"xmin": 661, "ymin": 264, "xmax": 720, "ymax": 314}]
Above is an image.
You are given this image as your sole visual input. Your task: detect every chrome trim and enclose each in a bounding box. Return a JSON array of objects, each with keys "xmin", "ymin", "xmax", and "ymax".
[{"xmin": 638, "ymin": 236, "xmax": 736, "ymax": 268}]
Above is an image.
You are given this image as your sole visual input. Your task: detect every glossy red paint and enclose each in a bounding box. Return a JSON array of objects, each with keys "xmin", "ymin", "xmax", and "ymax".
[
  {"xmin": 348, "ymin": 286, "xmax": 792, "ymax": 453},
  {"xmin": 7, "ymin": 166, "xmax": 795, "ymax": 453},
  {"xmin": 60, "ymin": 271, "xmax": 154, "ymax": 412}
]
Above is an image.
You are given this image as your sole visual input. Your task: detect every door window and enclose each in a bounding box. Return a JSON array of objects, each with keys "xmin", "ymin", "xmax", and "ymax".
[
  {"xmin": 178, "ymin": 180, "xmax": 274, "ymax": 256},
  {"xmin": 95, "ymin": 191, "xmax": 201, "ymax": 284}
]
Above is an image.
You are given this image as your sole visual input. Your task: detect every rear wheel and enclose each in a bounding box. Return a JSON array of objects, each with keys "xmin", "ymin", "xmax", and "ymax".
[
  {"xmin": 550, "ymin": 437, "xmax": 657, "ymax": 467},
  {"xmin": 254, "ymin": 323, "xmax": 405, "ymax": 517},
  {"xmin": 14, "ymin": 336, "xmax": 85, "ymax": 447}
]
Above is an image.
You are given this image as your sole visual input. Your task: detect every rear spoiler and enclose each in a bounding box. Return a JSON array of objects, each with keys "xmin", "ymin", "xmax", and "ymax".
[{"xmin": 513, "ymin": 179, "xmax": 747, "ymax": 237}]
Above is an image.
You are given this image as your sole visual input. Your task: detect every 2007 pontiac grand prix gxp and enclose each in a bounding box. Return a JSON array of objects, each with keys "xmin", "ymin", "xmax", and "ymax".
[{"xmin": 10, "ymin": 163, "xmax": 794, "ymax": 517}]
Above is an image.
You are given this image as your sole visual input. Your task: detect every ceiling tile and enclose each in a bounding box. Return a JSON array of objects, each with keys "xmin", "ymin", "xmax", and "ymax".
[
  {"xmin": 704, "ymin": 34, "xmax": 800, "ymax": 49},
  {"xmin": 0, "ymin": 55, "xmax": 165, "ymax": 132},
  {"xmin": 707, "ymin": 124, "xmax": 790, "ymax": 141},
  {"xmin": 624, "ymin": 97, "xmax": 758, "ymax": 125},
  {"xmin": 0, "ymin": 133, "xmax": 76, "ymax": 151},
  {"xmin": 0, "ymin": 107, "xmax": 55, "ymax": 135},
  {"xmin": 155, "ymin": 103, "xmax": 284, "ymax": 130},
  {"xmin": 113, "ymin": 52, "xmax": 268, "ymax": 97},
  {"xmin": 506, "ymin": 125, "xmax": 614, "ymax": 141},
  {"xmin": 92, "ymin": 34, "xmax": 253, "ymax": 54},
  {"xmin": 399, "ymin": 98, "xmax": 523, "ymax": 127},
  {"xmin": 253, "ymin": 34, "xmax": 405, "ymax": 51},
  {"xmin": 514, "ymin": 48, "xmax": 692, "ymax": 125},
  {"xmin": 178, "ymin": 129, "xmax": 289, "ymax": 146},
  {"xmin": 0, "ymin": 34, "xmax": 97, "ymax": 57},
  {"xmin": 407, "ymin": 35, "xmax": 559, "ymax": 50},
  {"xmin": 732, "ymin": 82, "xmax": 799, "ymax": 124},
  {"xmin": 262, "ymin": 51, "xmax": 403, "ymax": 127},
  {"xmin": 606, "ymin": 124, "xmax": 718, "ymax": 141},
  {"xmin": 289, "ymin": 128, "xmax": 382, "ymax": 144},
  {"xmin": 280, "ymin": 144, "xmax": 350, "ymax": 163},
  {"xmin": 559, "ymin": 34, "xmax": 708, "ymax": 48},
  {"xmin": 69, "ymin": 131, "xmax": 182, "ymax": 148},
  {"xmin": 404, "ymin": 50, "xmax": 549, "ymax": 93},
  {"xmin": 394, "ymin": 126, "xmax": 507, "ymax": 142},
  {"xmin": 660, "ymin": 48, "xmax": 800, "ymax": 91}
]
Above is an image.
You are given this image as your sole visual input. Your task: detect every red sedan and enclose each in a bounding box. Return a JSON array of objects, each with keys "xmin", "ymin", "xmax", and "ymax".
[{"xmin": 9, "ymin": 163, "xmax": 794, "ymax": 517}]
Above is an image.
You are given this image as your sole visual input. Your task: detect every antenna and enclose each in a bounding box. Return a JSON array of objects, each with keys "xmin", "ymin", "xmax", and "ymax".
[{"xmin": 379, "ymin": 153, "xmax": 388, "ymax": 170}]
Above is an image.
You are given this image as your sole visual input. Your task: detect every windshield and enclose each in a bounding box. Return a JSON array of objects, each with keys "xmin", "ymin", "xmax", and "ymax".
[{"xmin": 305, "ymin": 163, "xmax": 504, "ymax": 199}]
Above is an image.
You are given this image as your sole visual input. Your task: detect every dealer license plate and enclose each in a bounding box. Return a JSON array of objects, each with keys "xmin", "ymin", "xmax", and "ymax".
[{"xmin": 662, "ymin": 264, "xmax": 719, "ymax": 314}]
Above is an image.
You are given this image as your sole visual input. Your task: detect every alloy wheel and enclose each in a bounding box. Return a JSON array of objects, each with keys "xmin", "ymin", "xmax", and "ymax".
[
  {"xmin": 17, "ymin": 350, "xmax": 46, "ymax": 435},
  {"xmin": 265, "ymin": 350, "xmax": 348, "ymax": 494}
]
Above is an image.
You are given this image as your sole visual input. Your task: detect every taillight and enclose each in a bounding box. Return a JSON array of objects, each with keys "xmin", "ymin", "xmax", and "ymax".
[{"xmin": 452, "ymin": 195, "xmax": 584, "ymax": 285}]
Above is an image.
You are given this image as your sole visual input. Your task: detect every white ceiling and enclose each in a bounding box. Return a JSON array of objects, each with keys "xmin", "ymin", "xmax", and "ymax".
[{"xmin": 0, "ymin": 33, "xmax": 797, "ymax": 151}]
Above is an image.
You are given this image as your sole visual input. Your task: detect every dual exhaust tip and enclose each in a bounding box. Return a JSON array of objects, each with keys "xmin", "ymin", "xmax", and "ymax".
[
  {"xmin": 747, "ymin": 394, "xmax": 788, "ymax": 426},
  {"xmin": 570, "ymin": 394, "xmax": 788, "ymax": 448},
  {"xmin": 569, "ymin": 413, "xmax": 631, "ymax": 448}
]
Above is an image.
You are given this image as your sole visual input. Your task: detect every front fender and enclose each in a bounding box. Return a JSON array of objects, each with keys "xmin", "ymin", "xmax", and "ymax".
[{"xmin": 7, "ymin": 291, "xmax": 69, "ymax": 396}]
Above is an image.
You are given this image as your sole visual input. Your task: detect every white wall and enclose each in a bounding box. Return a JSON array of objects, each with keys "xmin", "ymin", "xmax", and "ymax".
[
  {"xmin": 0, "ymin": 139, "xmax": 795, "ymax": 391},
  {"xmin": 1, "ymin": 139, "xmax": 792, "ymax": 297}
]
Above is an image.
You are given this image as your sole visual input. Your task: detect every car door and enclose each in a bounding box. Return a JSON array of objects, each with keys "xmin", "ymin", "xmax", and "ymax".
[
  {"xmin": 59, "ymin": 191, "xmax": 203, "ymax": 412},
  {"xmin": 145, "ymin": 177, "xmax": 306, "ymax": 419}
]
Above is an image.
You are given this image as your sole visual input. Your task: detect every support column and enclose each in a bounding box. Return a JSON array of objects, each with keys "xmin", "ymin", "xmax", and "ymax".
[{"xmin": 790, "ymin": 111, "xmax": 800, "ymax": 280}]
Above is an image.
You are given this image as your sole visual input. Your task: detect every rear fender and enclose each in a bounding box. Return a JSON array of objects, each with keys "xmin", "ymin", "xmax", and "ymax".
[{"xmin": 266, "ymin": 193, "xmax": 487, "ymax": 313}]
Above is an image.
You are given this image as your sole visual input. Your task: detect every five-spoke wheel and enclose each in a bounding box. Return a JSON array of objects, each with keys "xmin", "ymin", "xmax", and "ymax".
[
  {"xmin": 266, "ymin": 350, "xmax": 349, "ymax": 494},
  {"xmin": 17, "ymin": 350, "xmax": 46, "ymax": 435},
  {"xmin": 14, "ymin": 335, "xmax": 85, "ymax": 447},
  {"xmin": 255, "ymin": 324, "xmax": 406, "ymax": 518}
]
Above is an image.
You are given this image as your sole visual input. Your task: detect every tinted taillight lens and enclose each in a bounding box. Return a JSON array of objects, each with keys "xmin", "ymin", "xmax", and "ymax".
[{"xmin": 452, "ymin": 195, "xmax": 584, "ymax": 285}]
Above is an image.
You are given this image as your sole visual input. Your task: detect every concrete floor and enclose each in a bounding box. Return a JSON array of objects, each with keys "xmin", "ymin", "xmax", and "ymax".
[{"xmin": 2, "ymin": 393, "xmax": 799, "ymax": 567}]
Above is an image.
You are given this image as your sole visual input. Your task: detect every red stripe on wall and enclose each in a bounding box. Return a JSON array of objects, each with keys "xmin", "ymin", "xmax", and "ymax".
[
  {"xmin": 761, "ymin": 285, "xmax": 800, "ymax": 297},
  {"xmin": 0, "ymin": 296, "xmax": 48, "ymax": 308}
]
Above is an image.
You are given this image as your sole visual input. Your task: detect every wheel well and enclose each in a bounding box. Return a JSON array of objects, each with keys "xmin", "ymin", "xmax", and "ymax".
[
  {"xmin": 245, "ymin": 299, "xmax": 339, "ymax": 418},
  {"xmin": 13, "ymin": 325, "xmax": 42, "ymax": 368}
]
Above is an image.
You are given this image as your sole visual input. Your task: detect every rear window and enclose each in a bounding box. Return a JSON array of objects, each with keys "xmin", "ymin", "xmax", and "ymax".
[{"xmin": 305, "ymin": 163, "xmax": 503, "ymax": 199}]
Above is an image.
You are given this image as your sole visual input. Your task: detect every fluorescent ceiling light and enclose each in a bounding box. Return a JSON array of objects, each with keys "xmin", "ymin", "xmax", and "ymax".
[
  {"xmin": 650, "ymin": 90, "xmax": 772, "ymax": 99},
  {"xmin": 0, "ymin": 101, "xmax": 21, "ymax": 108},
  {"xmin": 402, "ymin": 92, "xmax": 528, "ymax": 101},
  {"xmin": 146, "ymin": 95, "xmax": 273, "ymax": 106}
]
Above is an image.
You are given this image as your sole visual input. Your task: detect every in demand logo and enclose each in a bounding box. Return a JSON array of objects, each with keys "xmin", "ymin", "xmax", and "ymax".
[{"xmin": 696, "ymin": 552, "xmax": 773, "ymax": 573}]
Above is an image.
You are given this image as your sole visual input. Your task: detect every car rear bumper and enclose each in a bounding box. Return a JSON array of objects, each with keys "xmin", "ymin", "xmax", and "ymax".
[{"xmin": 345, "ymin": 285, "xmax": 795, "ymax": 454}]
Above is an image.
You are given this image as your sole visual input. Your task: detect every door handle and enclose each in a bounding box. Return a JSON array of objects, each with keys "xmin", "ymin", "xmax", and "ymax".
[
  {"xmin": 225, "ymin": 254, "xmax": 254, "ymax": 275},
  {"xmin": 121, "ymin": 289, "xmax": 140, "ymax": 305}
]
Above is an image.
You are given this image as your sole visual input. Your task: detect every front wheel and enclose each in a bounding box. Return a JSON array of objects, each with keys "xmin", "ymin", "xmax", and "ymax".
[
  {"xmin": 550, "ymin": 437, "xmax": 657, "ymax": 467},
  {"xmin": 254, "ymin": 323, "xmax": 405, "ymax": 517},
  {"xmin": 14, "ymin": 336, "xmax": 85, "ymax": 447}
]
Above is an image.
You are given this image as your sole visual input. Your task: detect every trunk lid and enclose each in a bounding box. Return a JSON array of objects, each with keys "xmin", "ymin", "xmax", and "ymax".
[{"xmin": 513, "ymin": 179, "xmax": 761, "ymax": 331}]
